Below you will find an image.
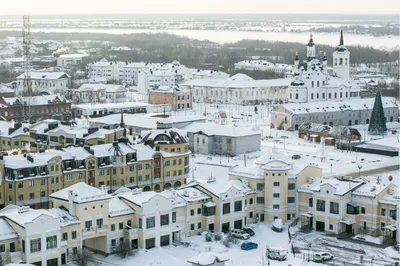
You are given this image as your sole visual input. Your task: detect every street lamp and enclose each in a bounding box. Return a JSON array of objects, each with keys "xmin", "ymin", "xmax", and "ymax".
[
  {"xmin": 307, "ymin": 243, "xmax": 312, "ymax": 262},
  {"xmin": 358, "ymin": 164, "xmax": 363, "ymax": 177}
]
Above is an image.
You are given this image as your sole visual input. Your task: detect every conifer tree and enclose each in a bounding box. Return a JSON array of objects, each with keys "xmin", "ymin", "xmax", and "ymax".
[{"xmin": 368, "ymin": 90, "xmax": 387, "ymax": 135}]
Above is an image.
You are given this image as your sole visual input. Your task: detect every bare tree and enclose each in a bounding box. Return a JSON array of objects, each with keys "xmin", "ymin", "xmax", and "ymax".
[
  {"xmin": 115, "ymin": 240, "xmax": 132, "ymax": 258},
  {"xmin": 75, "ymin": 248, "xmax": 92, "ymax": 266}
]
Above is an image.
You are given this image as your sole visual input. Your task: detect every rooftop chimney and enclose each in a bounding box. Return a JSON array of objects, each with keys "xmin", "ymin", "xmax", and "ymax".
[{"xmin": 68, "ymin": 190, "xmax": 76, "ymax": 216}]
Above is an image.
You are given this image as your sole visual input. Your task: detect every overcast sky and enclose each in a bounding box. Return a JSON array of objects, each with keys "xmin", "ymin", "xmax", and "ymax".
[{"xmin": 0, "ymin": 0, "xmax": 398, "ymax": 14}]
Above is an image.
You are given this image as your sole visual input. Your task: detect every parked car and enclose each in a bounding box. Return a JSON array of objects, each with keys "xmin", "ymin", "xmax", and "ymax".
[
  {"xmin": 272, "ymin": 219, "xmax": 283, "ymax": 232},
  {"xmin": 266, "ymin": 246, "xmax": 287, "ymax": 261},
  {"xmin": 242, "ymin": 227, "xmax": 255, "ymax": 236},
  {"xmin": 291, "ymin": 154, "xmax": 301, "ymax": 160},
  {"xmin": 241, "ymin": 241, "xmax": 258, "ymax": 250},
  {"xmin": 313, "ymin": 252, "xmax": 334, "ymax": 262},
  {"xmin": 231, "ymin": 229, "xmax": 250, "ymax": 240}
]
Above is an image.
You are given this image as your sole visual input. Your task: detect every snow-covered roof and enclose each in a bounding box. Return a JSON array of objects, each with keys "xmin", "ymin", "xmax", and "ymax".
[
  {"xmin": 255, "ymin": 151, "xmax": 293, "ymax": 167},
  {"xmin": 379, "ymin": 185, "xmax": 399, "ymax": 205},
  {"xmin": 352, "ymin": 182, "xmax": 389, "ymax": 198},
  {"xmin": 182, "ymin": 74, "xmax": 290, "ymax": 89},
  {"xmin": 0, "ymin": 219, "xmax": 18, "ymax": 241},
  {"xmin": 76, "ymin": 83, "xmax": 127, "ymax": 93},
  {"xmin": 141, "ymin": 127, "xmax": 188, "ymax": 145},
  {"xmin": 16, "ymin": 72, "xmax": 70, "ymax": 80},
  {"xmin": 50, "ymin": 182, "xmax": 112, "ymax": 203},
  {"xmin": 0, "ymin": 205, "xmax": 58, "ymax": 228},
  {"xmin": 73, "ymin": 102, "xmax": 148, "ymax": 111},
  {"xmin": 90, "ymin": 113, "xmax": 158, "ymax": 129},
  {"xmin": 119, "ymin": 191, "xmax": 159, "ymax": 207},
  {"xmin": 109, "ymin": 198, "xmax": 135, "ymax": 217},
  {"xmin": 228, "ymin": 165, "xmax": 265, "ymax": 179},
  {"xmin": 0, "ymin": 121, "xmax": 30, "ymax": 138},
  {"xmin": 298, "ymin": 177, "xmax": 365, "ymax": 196},
  {"xmin": 175, "ymin": 187, "xmax": 211, "ymax": 203},
  {"xmin": 183, "ymin": 122, "xmax": 260, "ymax": 138},
  {"xmin": 1, "ymin": 94, "xmax": 69, "ymax": 107},
  {"xmin": 149, "ymin": 84, "xmax": 188, "ymax": 93},
  {"xmin": 58, "ymin": 53, "xmax": 88, "ymax": 58},
  {"xmin": 4, "ymin": 150, "xmax": 73, "ymax": 169},
  {"xmin": 187, "ymin": 252, "xmax": 229, "ymax": 265},
  {"xmin": 47, "ymin": 207, "xmax": 80, "ymax": 227},
  {"xmin": 89, "ymin": 142, "xmax": 136, "ymax": 157},
  {"xmin": 283, "ymin": 97, "xmax": 398, "ymax": 115},
  {"xmin": 191, "ymin": 179, "xmax": 255, "ymax": 198}
]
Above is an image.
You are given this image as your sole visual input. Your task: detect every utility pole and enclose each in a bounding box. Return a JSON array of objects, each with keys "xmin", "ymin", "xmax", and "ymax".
[{"xmin": 22, "ymin": 15, "xmax": 32, "ymax": 97}]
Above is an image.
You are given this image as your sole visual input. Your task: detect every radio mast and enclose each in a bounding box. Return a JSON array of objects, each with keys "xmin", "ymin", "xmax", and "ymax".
[{"xmin": 22, "ymin": 15, "xmax": 32, "ymax": 97}]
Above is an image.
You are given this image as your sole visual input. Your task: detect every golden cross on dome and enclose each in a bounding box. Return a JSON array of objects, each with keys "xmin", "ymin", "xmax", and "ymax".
[
  {"xmin": 296, "ymin": 49, "xmax": 298, "ymax": 56},
  {"xmin": 310, "ymin": 33, "xmax": 313, "ymax": 39},
  {"xmin": 323, "ymin": 49, "xmax": 326, "ymax": 56}
]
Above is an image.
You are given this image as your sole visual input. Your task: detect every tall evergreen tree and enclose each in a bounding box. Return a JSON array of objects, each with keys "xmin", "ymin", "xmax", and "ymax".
[{"xmin": 368, "ymin": 90, "xmax": 387, "ymax": 135}]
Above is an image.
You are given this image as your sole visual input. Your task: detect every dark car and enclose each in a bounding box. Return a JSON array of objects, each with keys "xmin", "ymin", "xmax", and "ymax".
[
  {"xmin": 242, "ymin": 227, "xmax": 255, "ymax": 236},
  {"xmin": 291, "ymin": 154, "xmax": 301, "ymax": 160},
  {"xmin": 241, "ymin": 241, "xmax": 258, "ymax": 251}
]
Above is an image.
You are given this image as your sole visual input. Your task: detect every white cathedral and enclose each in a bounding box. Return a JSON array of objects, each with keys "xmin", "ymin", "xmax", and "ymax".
[{"xmin": 288, "ymin": 31, "xmax": 361, "ymax": 103}]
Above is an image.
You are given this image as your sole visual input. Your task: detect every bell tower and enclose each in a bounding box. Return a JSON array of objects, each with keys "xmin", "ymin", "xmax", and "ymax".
[
  {"xmin": 333, "ymin": 30, "xmax": 350, "ymax": 80},
  {"xmin": 306, "ymin": 34, "xmax": 316, "ymax": 60}
]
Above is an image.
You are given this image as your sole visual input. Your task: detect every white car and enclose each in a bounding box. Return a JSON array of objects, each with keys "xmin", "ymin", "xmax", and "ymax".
[
  {"xmin": 314, "ymin": 252, "xmax": 333, "ymax": 262},
  {"xmin": 231, "ymin": 229, "xmax": 250, "ymax": 240},
  {"xmin": 272, "ymin": 219, "xmax": 283, "ymax": 232}
]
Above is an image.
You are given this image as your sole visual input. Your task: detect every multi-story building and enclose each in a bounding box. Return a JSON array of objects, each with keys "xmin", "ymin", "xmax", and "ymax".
[
  {"xmin": 181, "ymin": 73, "xmax": 290, "ymax": 105},
  {"xmin": 148, "ymin": 85, "xmax": 192, "ymax": 111},
  {"xmin": 234, "ymin": 60, "xmax": 293, "ymax": 75},
  {"xmin": 0, "ymin": 94, "xmax": 72, "ymax": 123},
  {"xmin": 56, "ymin": 54, "xmax": 88, "ymax": 68},
  {"xmin": 228, "ymin": 150, "xmax": 322, "ymax": 223},
  {"xmin": 138, "ymin": 69, "xmax": 181, "ymax": 95},
  {"xmin": 68, "ymin": 83, "xmax": 127, "ymax": 104},
  {"xmin": 0, "ymin": 135, "xmax": 190, "ymax": 209},
  {"xmin": 271, "ymin": 96, "xmax": 399, "ymax": 131},
  {"xmin": 15, "ymin": 72, "xmax": 71, "ymax": 95},
  {"xmin": 184, "ymin": 122, "xmax": 261, "ymax": 156},
  {"xmin": 0, "ymin": 121, "xmax": 30, "ymax": 152},
  {"xmin": 87, "ymin": 58, "xmax": 121, "ymax": 82},
  {"xmin": 298, "ymin": 176, "xmax": 398, "ymax": 240}
]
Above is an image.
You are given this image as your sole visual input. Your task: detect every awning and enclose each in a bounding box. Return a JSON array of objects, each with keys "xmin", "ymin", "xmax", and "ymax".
[
  {"xmin": 203, "ymin": 202, "xmax": 216, "ymax": 207},
  {"xmin": 384, "ymin": 225, "xmax": 397, "ymax": 231},
  {"xmin": 347, "ymin": 202, "xmax": 359, "ymax": 207},
  {"xmin": 340, "ymin": 219, "xmax": 355, "ymax": 225},
  {"xmin": 300, "ymin": 212, "xmax": 313, "ymax": 218}
]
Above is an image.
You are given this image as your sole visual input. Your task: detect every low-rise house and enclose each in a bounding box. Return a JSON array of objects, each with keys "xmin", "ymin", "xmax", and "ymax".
[
  {"xmin": 72, "ymin": 102, "xmax": 148, "ymax": 118},
  {"xmin": 298, "ymin": 122, "xmax": 361, "ymax": 144},
  {"xmin": 69, "ymin": 84, "xmax": 127, "ymax": 104},
  {"xmin": 56, "ymin": 54, "xmax": 88, "ymax": 68},
  {"xmin": 183, "ymin": 122, "xmax": 260, "ymax": 156},
  {"xmin": 0, "ymin": 121, "xmax": 30, "ymax": 151},
  {"xmin": 15, "ymin": 72, "xmax": 71, "ymax": 94}
]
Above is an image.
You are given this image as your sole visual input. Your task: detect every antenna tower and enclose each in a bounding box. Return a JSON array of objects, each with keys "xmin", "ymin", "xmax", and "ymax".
[{"xmin": 22, "ymin": 15, "xmax": 32, "ymax": 97}]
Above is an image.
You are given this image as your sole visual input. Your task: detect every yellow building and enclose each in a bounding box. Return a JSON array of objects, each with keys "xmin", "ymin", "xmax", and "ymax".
[{"xmin": 0, "ymin": 121, "xmax": 31, "ymax": 152}]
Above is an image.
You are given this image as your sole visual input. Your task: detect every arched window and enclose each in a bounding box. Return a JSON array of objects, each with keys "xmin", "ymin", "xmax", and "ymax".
[
  {"xmin": 174, "ymin": 181, "xmax": 182, "ymax": 188},
  {"xmin": 317, "ymin": 81, "xmax": 320, "ymax": 87},
  {"xmin": 164, "ymin": 183, "xmax": 171, "ymax": 190},
  {"xmin": 345, "ymin": 58, "xmax": 348, "ymax": 65},
  {"xmin": 154, "ymin": 184, "xmax": 160, "ymax": 191},
  {"xmin": 323, "ymin": 81, "xmax": 325, "ymax": 86},
  {"xmin": 390, "ymin": 116, "xmax": 394, "ymax": 122},
  {"xmin": 294, "ymin": 124, "xmax": 299, "ymax": 130},
  {"xmin": 322, "ymin": 93, "xmax": 325, "ymax": 99},
  {"xmin": 295, "ymin": 93, "xmax": 299, "ymax": 100},
  {"xmin": 143, "ymin": 186, "xmax": 151, "ymax": 192},
  {"xmin": 340, "ymin": 92, "xmax": 343, "ymax": 98},
  {"xmin": 311, "ymin": 81, "xmax": 314, "ymax": 88},
  {"xmin": 289, "ymin": 93, "xmax": 292, "ymax": 99},
  {"xmin": 339, "ymin": 58, "xmax": 343, "ymax": 65},
  {"xmin": 348, "ymin": 120, "xmax": 352, "ymax": 126},
  {"xmin": 311, "ymin": 93, "xmax": 314, "ymax": 100},
  {"xmin": 334, "ymin": 92, "xmax": 337, "ymax": 98},
  {"xmin": 335, "ymin": 58, "xmax": 337, "ymax": 65},
  {"xmin": 355, "ymin": 120, "xmax": 359, "ymax": 125},
  {"xmin": 328, "ymin": 93, "xmax": 332, "ymax": 99},
  {"xmin": 316, "ymin": 93, "xmax": 319, "ymax": 99},
  {"xmin": 366, "ymin": 119, "xmax": 370, "ymax": 124},
  {"xmin": 323, "ymin": 122, "xmax": 327, "ymax": 125},
  {"xmin": 346, "ymin": 92, "xmax": 348, "ymax": 98},
  {"xmin": 329, "ymin": 122, "xmax": 333, "ymax": 127}
]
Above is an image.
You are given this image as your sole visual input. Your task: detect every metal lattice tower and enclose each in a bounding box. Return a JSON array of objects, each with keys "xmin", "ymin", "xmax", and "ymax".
[{"xmin": 22, "ymin": 15, "xmax": 32, "ymax": 96}]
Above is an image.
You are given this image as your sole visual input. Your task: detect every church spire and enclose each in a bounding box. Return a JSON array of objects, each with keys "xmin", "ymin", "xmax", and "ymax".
[
  {"xmin": 295, "ymin": 49, "xmax": 299, "ymax": 61},
  {"xmin": 307, "ymin": 33, "xmax": 314, "ymax": 47},
  {"xmin": 120, "ymin": 112, "xmax": 125, "ymax": 128},
  {"xmin": 339, "ymin": 30, "xmax": 344, "ymax": 46}
]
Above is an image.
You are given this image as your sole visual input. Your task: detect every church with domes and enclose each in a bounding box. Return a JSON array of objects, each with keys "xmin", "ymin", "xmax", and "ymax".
[{"xmin": 288, "ymin": 31, "xmax": 361, "ymax": 103}]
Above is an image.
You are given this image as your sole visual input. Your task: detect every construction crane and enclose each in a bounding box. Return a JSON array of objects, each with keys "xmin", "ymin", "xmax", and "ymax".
[{"xmin": 22, "ymin": 15, "xmax": 32, "ymax": 97}]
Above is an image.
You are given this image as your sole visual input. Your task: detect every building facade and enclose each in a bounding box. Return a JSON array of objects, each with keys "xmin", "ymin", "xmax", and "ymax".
[
  {"xmin": 15, "ymin": 72, "xmax": 71, "ymax": 95},
  {"xmin": 148, "ymin": 85, "xmax": 192, "ymax": 111}
]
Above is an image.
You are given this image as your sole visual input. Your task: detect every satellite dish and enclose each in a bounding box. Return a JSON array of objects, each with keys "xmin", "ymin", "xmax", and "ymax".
[{"xmin": 388, "ymin": 175, "xmax": 393, "ymax": 182}]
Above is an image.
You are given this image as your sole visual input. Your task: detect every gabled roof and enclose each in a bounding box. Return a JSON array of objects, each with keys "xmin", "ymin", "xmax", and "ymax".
[
  {"xmin": 47, "ymin": 206, "xmax": 80, "ymax": 227},
  {"xmin": 0, "ymin": 219, "xmax": 18, "ymax": 241},
  {"xmin": 255, "ymin": 151, "xmax": 293, "ymax": 167},
  {"xmin": 16, "ymin": 72, "xmax": 70, "ymax": 80},
  {"xmin": 0, "ymin": 205, "xmax": 58, "ymax": 228},
  {"xmin": 50, "ymin": 182, "xmax": 112, "ymax": 203},
  {"xmin": 183, "ymin": 122, "xmax": 260, "ymax": 138},
  {"xmin": 109, "ymin": 198, "xmax": 135, "ymax": 217},
  {"xmin": 119, "ymin": 191, "xmax": 162, "ymax": 207}
]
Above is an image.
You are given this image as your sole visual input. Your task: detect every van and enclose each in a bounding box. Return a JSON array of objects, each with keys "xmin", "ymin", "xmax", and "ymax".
[
  {"xmin": 231, "ymin": 229, "xmax": 250, "ymax": 240},
  {"xmin": 266, "ymin": 246, "xmax": 287, "ymax": 261}
]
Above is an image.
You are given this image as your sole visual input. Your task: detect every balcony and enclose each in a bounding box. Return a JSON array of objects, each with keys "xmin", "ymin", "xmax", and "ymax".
[
  {"xmin": 82, "ymin": 227, "xmax": 94, "ymax": 236},
  {"xmin": 96, "ymin": 225, "xmax": 108, "ymax": 233}
]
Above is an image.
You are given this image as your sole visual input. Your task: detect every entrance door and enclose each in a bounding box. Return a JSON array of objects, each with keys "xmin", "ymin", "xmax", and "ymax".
[
  {"xmin": 346, "ymin": 224, "xmax": 353, "ymax": 234},
  {"xmin": 393, "ymin": 230, "xmax": 397, "ymax": 240},
  {"xmin": 208, "ymin": 223, "xmax": 214, "ymax": 232},
  {"xmin": 145, "ymin": 238, "xmax": 155, "ymax": 249},
  {"xmin": 47, "ymin": 258, "xmax": 58, "ymax": 266},
  {"xmin": 61, "ymin": 253, "xmax": 66, "ymax": 265},
  {"xmin": 131, "ymin": 239, "xmax": 138, "ymax": 249},
  {"xmin": 260, "ymin": 214, "xmax": 265, "ymax": 222},
  {"xmin": 221, "ymin": 222, "xmax": 230, "ymax": 233},
  {"xmin": 316, "ymin": 221, "xmax": 325, "ymax": 232},
  {"xmin": 234, "ymin": 220, "xmax": 242, "ymax": 229}
]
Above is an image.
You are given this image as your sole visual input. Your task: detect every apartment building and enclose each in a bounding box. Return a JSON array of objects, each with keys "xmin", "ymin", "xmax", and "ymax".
[
  {"xmin": 87, "ymin": 59, "xmax": 121, "ymax": 82},
  {"xmin": 148, "ymin": 84, "xmax": 192, "ymax": 111},
  {"xmin": 0, "ymin": 136, "xmax": 190, "ymax": 209},
  {"xmin": 298, "ymin": 176, "xmax": 399, "ymax": 240},
  {"xmin": 0, "ymin": 121, "xmax": 30, "ymax": 152},
  {"xmin": 68, "ymin": 83, "xmax": 127, "ymax": 104},
  {"xmin": 56, "ymin": 54, "xmax": 88, "ymax": 68},
  {"xmin": 228, "ymin": 150, "xmax": 322, "ymax": 223}
]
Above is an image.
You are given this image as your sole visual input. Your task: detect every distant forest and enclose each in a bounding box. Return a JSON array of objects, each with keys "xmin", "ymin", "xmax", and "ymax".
[{"xmin": 1, "ymin": 31, "xmax": 399, "ymax": 73}]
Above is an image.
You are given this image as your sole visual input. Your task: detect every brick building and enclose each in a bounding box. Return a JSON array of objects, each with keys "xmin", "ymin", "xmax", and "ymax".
[{"xmin": 148, "ymin": 84, "xmax": 192, "ymax": 111}]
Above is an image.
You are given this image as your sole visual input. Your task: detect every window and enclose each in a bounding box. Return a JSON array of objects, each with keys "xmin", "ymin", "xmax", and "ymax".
[
  {"xmin": 46, "ymin": 236, "xmax": 57, "ymax": 250},
  {"xmin": 97, "ymin": 218, "xmax": 103, "ymax": 227},
  {"xmin": 85, "ymin": 220, "xmax": 92, "ymax": 230},
  {"xmin": 62, "ymin": 232, "xmax": 68, "ymax": 241},
  {"xmin": 361, "ymin": 207, "xmax": 366, "ymax": 214},
  {"xmin": 273, "ymin": 204, "xmax": 280, "ymax": 209},
  {"xmin": 288, "ymin": 183, "xmax": 295, "ymax": 190},
  {"xmin": 347, "ymin": 204, "xmax": 359, "ymax": 215},
  {"xmin": 197, "ymin": 208, "xmax": 201, "ymax": 215},
  {"xmin": 256, "ymin": 197, "xmax": 264, "ymax": 204},
  {"xmin": 198, "ymin": 222, "xmax": 202, "ymax": 230},
  {"xmin": 256, "ymin": 183, "xmax": 264, "ymax": 191},
  {"xmin": 30, "ymin": 193, "xmax": 34, "ymax": 200},
  {"xmin": 66, "ymin": 174, "xmax": 72, "ymax": 181},
  {"xmin": 222, "ymin": 203, "xmax": 230, "ymax": 214},
  {"xmin": 273, "ymin": 182, "xmax": 280, "ymax": 187},
  {"xmin": 138, "ymin": 218, "xmax": 142, "ymax": 229},
  {"xmin": 0, "ymin": 244, "xmax": 5, "ymax": 252},
  {"xmin": 234, "ymin": 200, "xmax": 242, "ymax": 212},
  {"xmin": 160, "ymin": 214, "xmax": 169, "ymax": 226},
  {"xmin": 146, "ymin": 216, "xmax": 155, "ymax": 229},
  {"xmin": 190, "ymin": 209, "xmax": 194, "ymax": 216},
  {"xmin": 329, "ymin": 224, "xmax": 333, "ymax": 230},
  {"xmin": 381, "ymin": 222, "xmax": 385, "ymax": 231},
  {"xmin": 30, "ymin": 238, "xmax": 41, "ymax": 253},
  {"xmin": 249, "ymin": 212, "xmax": 253, "ymax": 218},
  {"xmin": 330, "ymin": 202, "xmax": 339, "ymax": 214},
  {"xmin": 111, "ymin": 239, "xmax": 117, "ymax": 248},
  {"xmin": 288, "ymin": 197, "xmax": 295, "ymax": 204},
  {"xmin": 316, "ymin": 199, "xmax": 325, "ymax": 212},
  {"xmin": 28, "ymin": 180, "xmax": 35, "ymax": 187},
  {"xmin": 381, "ymin": 208, "xmax": 386, "ymax": 216},
  {"xmin": 273, "ymin": 193, "xmax": 280, "ymax": 198},
  {"xmin": 249, "ymin": 198, "xmax": 253, "ymax": 205},
  {"xmin": 72, "ymin": 231, "xmax": 77, "ymax": 239},
  {"xmin": 191, "ymin": 224, "xmax": 195, "ymax": 230},
  {"xmin": 172, "ymin": 212, "xmax": 176, "ymax": 223},
  {"xmin": 119, "ymin": 222, "xmax": 124, "ymax": 230}
]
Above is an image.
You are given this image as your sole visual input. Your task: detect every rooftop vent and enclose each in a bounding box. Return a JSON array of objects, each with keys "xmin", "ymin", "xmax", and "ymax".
[{"xmin": 18, "ymin": 206, "xmax": 30, "ymax": 213}]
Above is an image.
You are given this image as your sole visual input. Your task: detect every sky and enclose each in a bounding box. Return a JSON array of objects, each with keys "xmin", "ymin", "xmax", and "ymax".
[{"xmin": 0, "ymin": 0, "xmax": 398, "ymax": 15}]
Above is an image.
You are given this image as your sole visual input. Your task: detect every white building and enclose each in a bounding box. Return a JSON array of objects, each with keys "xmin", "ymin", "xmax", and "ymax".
[
  {"xmin": 56, "ymin": 54, "xmax": 88, "ymax": 67},
  {"xmin": 87, "ymin": 58, "xmax": 121, "ymax": 82},
  {"xmin": 138, "ymin": 69, "xmax": 181, "ymax": 95},
  {"xmin": 234, "ymin": 60, "xmax": 293, "ymax": 75},
  {"xmin": 181, "ymin": 73, "xmax": 290, "ymax": 104},
  {"xmin": 16, "ymin": 72, "xmax": 71, "ymax": 94},
  {"xmin": 288, "ymin": 31, "xmax": 361, "ymax": 103}
]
